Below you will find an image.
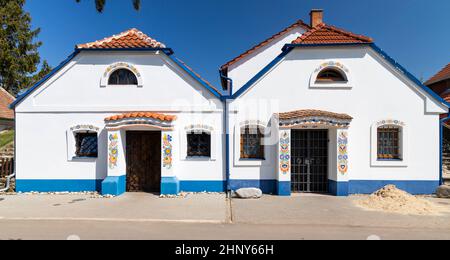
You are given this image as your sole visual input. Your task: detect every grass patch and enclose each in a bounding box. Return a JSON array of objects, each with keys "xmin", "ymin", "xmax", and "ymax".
[{"xmin": 0, "ymin": 130, "xmax": 14, "ymax": 149}]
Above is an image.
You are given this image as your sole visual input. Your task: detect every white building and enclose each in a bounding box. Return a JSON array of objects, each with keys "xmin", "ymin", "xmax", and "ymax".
[
  {"xmin": 12, "ymin": 29, "xmax": 225, "ymax": 196},
  {"xmin": 11, "ymin": 10, "xmax": 449, "ymax": 196}
]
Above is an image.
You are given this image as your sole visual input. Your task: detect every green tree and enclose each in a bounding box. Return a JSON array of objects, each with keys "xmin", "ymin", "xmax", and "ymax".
[
  {"xmin": 76, "ymin": 0, "xmax": 141, "ymax": 13},
  {"xmin": 30, "ymin": 60, "xmax": 52, "ymax": 86},
  {"xmin": 0, "ymin": 0, "xmax": 47, "ymax": 95}
]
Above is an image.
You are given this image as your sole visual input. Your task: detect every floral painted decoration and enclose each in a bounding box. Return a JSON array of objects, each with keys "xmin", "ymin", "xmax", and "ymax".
[
  {"xmin": 108, "ymin": 133, "xmax": 119, "ymax": 169},
  {"xmin": 279, "ymin": 131, "xmax": 290, "ymax": 174},
  {"xmin": 338, "ymin": 131, "xmax": 348, "ymax": 175},
  {"xmin": 163, "ymin": 134, "xmax": 173, "ymax": 169}
]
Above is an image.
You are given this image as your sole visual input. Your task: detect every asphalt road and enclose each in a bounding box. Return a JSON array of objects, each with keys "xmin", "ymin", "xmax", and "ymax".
[{"xmin": 1, "ymin": 219, "xmax": 449, "ymax": 240}]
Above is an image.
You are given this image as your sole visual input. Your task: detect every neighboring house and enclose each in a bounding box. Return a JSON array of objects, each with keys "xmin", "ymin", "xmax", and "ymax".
[
  {"xmin": 425, "ymin": 63, "xmax": 450, "ymax": 100},
  {"xmin": 0, "ymin": 87, "xmax": 15, "ymax": 131},
  {"xmin": 426, "ymin": 63, "xmax": 450, "ymax": 124},
  {"xmin": 425, "ymin": 63, "xmax": 450, "ymax": 182},
  {"xmin": 10, "ymin": 10, "xmax": 449, "ymax": 196}
]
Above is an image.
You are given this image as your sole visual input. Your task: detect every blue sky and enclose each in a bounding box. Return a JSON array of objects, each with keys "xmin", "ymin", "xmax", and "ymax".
[{"xmin": 25, "ymin": 0, "xmax": 450, "ymax": 87}]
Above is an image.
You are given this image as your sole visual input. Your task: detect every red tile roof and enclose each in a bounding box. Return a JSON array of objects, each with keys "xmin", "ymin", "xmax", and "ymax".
[
  {"xmin": 292, "ymin": 23, "xmax": 373, "ymax": 45},
  {"xmin": 76, "ymin": 28, "xmax": 166, "ymax": 50},
  {"xmin": 174, "ymin": 58, "xmax": 221, "ymax": 94},
  {"xmin": 0, "ymin": 88, "xmax": 15, "ymax": 120},
  {"xmin": 441, "ymin": 92, "xmax": 450, "ymax": 103},
  {"xmin": 220, "ymin": 20, "xmax": 310, "ymax": 70},
  {"xmin": 425, "ymin": 63, "xmax": 450, "ymax": 86},
  {"xmin": 105, "ymin": 112, "xmax": 177, "ymax": 122},
  {"xmin": 278, "ymin": 109, "xmax": 353, "ymax": 120}
]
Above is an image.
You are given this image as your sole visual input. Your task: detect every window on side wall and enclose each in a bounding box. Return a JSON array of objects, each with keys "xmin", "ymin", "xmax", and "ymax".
[
  {"xmin": 75, "ymin": 132, "xmax": 98, "ymax": 158},
  {"xmin": 377, "ymin": 126, "xmax": 401, "ymax": 160},
  {"xmin": 187, "ymin": 132, "xmax": 211, "ymax": 157},
  {"xmin": 240, "ymin": 126, "xmax": 265, "ymax": 160}
]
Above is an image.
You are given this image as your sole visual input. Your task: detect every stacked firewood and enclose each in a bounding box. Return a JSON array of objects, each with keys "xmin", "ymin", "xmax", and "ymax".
[{"xmin": 127, "ymin": 175, "xmax": 141, "ymax": 192}]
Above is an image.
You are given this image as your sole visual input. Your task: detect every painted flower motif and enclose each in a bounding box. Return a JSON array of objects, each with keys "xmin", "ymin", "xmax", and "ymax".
[{"xmin": 163, "ymin": 134, "xmax": 173, "ymax": 170}]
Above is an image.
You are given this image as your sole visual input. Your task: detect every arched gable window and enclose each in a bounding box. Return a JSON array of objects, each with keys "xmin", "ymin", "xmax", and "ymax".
[
  {"xmin": 108, "ymin": 69, "xmax": 138, "ymax": 85},
  {"xmin": 240, "ymin": 125, "xmax": 265, "ymax": 159},
  {"xmin": 310, "ymin": 61, "xmax": 352, "ymax": 89},
  {"xmin": 316, "ymin": 69, "xmax": 347, "ymax": 83}
]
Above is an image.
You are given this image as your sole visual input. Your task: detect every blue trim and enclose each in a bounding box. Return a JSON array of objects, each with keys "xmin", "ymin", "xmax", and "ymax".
[
  {"xmin": 179, "ymin": 180, "xmax": 226, "ymax": 193},
  {"xmin": 16, "ymin": 179, "xmax": 102, "ymax": 193},
  {"xmin": 161, "ymin": 177, "xmax": 180, "ymax": 195},
  {"xmin": 348, "ymin": 180, "xmax": 439, "ymax": 195},
  {"xmin": 368, "ymin": 43, "xmax": 450, "ymax": 108},
  {"xmin": 167, "ymin": 55, "xmax": 222, "ymax": 99},
  {"xmin": 101, "ymin": 176, "xmax": 126, "ymax": 196},
  {"xmin": 277, "ymin": 181, "xmax": 291, "ymax": 196},
  {"xmin": 440, "ymin": 116, "xmax": 450, "ymax": 185},
  {"xmin": 328, "ymin": 180, "xmax": 349, "ymax": 196},
  {"xmin": 229, "ymin": 179, "xmax": 277, "ymax": 194},
  {"xmin": 231, "ymin": 49, "xmax": 293, "ymax": 99},
  {"xmin": 224, "ymin": 100, "xmax": 231, "ymax": 191},
  {"xmin": 10, "ymin": 51, "xmax": 80, "ymax": 108}
]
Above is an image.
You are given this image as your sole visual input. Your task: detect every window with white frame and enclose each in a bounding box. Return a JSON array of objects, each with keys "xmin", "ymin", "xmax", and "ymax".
[
  {"xmin": 181, "ymin": 125, "xmax": 216, "ymax": 160},
  {"xmin": 75, "ymin": 132, "xmax": 98, "ymax": 158},
  {"xmin": 310, "ymin": 61, "xmax": 353, "ymax": 89},
  {"xmin": 377, "ymin": 125, "xmax": 401, "ymax": 160},
  {"xmin": 371, "ymin": 120, "xmax": 408, "ymax": 167},
  {"xmin": 108, "ymin": 69, "xmax": 138, "ymax": 85},
  {"xmin": 187, "ymin": 131, "xmax": 211, "ymax": 157},
  {"xmin": 100, "ymin": 62, "xmax": 143, "ymax": 88},
  {"xmin": 240, "ymin": 125, "xmax": 265, "ymax": 160},
  {"xmin": 316, "ymin": 69, "xmax": 348, "ymax": 83},
  {"xmin": 67, "ymin": 125, "xmax": 100, "ymax": 160}
]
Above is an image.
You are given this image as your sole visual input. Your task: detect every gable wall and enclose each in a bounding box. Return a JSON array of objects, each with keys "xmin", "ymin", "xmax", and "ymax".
[
  {"xmin": 227, "ymin": 27, "xmax": 305, "ymax": 94},
  {"xmin": 16, "ymin": 51, "xmax": 221, "ymax": 112}
]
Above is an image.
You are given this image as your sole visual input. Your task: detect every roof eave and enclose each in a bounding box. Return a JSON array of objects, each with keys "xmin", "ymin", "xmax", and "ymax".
[
  {"xmin": 75, "ymin": 47, "xmax": 175, "ymax": 55},
  {"xmin": 282, "ymin": 42, "xmax": 373, "ymax": 51}
]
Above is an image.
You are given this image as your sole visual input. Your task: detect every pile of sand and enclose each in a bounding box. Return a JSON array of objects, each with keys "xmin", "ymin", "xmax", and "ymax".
[{"xmin": 355, "ymin": 185, "xmax": 448, "ymax": 216}]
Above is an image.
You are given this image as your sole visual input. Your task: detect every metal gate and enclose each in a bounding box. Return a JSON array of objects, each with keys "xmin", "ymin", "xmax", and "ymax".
[{"xmin": 291, "ymin": 130, "xmax": 329, "ymax": 193}]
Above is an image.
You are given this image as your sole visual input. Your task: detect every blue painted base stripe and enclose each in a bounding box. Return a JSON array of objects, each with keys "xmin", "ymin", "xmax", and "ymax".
[
  {"xmin": 161, "ymin": 177, "xmax": 180, "ymax": 195},
  {"xmin": 329, "ymin": 180, "xmax": 349, "ymax": 196},
  {"xmin": 15, "ymin": 179, "xmax": 440, "ymax": 196},
  {"xmin": 101, "ymin": 176, "xmax": 126, "ymax": 196},
  {"xmin": 16, "ymin": 179, "xmax": 102, "ymax": 193},
  {"xmin": 179, "ymin": 181, "xmax": 226, "ymax": 193},
  {"xmin": 229, "ymin": 179, "xmax": 277, "ymax": 194},
  {"xmin": 277, "ymin": 181, "xmax": 291, "ymax": 196},
  {"xmin": 348, "ymin": 180, "xmax": 439, "ymax": 195}
]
